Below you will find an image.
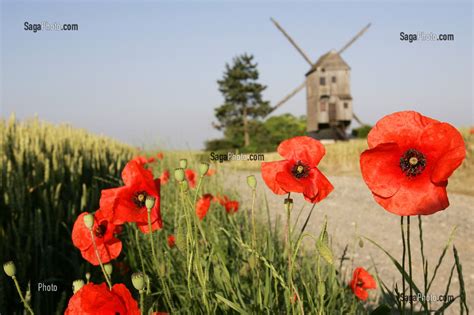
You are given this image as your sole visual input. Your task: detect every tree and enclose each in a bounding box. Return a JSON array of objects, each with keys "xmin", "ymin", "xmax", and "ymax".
[{"xmin": 214, "ymin": 54, "xmax": 271, "ymax": 147}]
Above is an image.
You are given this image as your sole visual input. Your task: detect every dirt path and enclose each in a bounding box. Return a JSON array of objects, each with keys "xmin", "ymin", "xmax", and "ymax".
[{"xmin": 222, "ymin": 170, "xmax": 474, "ymax": 314}]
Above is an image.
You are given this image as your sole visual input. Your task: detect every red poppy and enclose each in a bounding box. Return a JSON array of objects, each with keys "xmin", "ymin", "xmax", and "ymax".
[
  {"xmin": 185, "ymin": 169, "xmax": 197, "ymax": 188},
  {"xmin": 167, "ymin": 235, "xmax": 176, "ymax": 248},
  {"xmin": 100, "ymin": 160, "xmax": 162, "ymax": 232},
  {"xmin": 261, "ymin": 136, "xmax": 333, "ymax": 203},
  {"xmin": 214, "ymin": 194, "xmax": 239, "ymax": 214},
  {"xmin": 160, "ymin": 170, "xmax": 170, "ymax": 185},
  {"xmin": 196, "ymin": 194, "xmax": 213, "ymax": 220},
  {"xmin": 72, "ymin": 211, "xmax": 122, "ymax": 266},
  {"xmin": 156, "ymin": 152, "xmax": 164, "ymax": 160},
  {"xmin": 349, "ymin": 267, "xmax": 376, "ymax": 301},
  {"xmin": 65, "ymin": 283, "xmax": 140, "ymax": 315},
  {"xmin": 360, "ymin": 111, "xmax": 466, "ymax": 216}
]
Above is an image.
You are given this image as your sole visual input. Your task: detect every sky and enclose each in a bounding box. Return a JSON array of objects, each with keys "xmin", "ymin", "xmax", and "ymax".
[{"xmin": 1, "ymin": 0, "xmax": 472, "ymax": 149}]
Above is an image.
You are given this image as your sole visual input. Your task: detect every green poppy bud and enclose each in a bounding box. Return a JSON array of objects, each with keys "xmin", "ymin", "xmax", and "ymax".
[
  {"xmin": 179, "ymin": 159, "xmax": 188, "ymax": 169},
  {"xmin": 131, "ymin": 272, "xmax": 145, "ymax": 291},
  {"xmin": 145, "ymin": 196, "xmax": 156, "ymax": 211},
  {"xmin": 72, "ymin": 279, "xmax": 85, "ymax": 294},
  {"xmin": 104, "ymin": 263, "xmax": 113, "ymax": 275},
  {"xmin": 174, "ymin": 168, "xmax": 185, "ymax": 182},
  {"xmin": 83, "ymin": 213, "xmax": 94, "ymax": 230},
  {"xmin": 246, "ymin": 175, "xmax": 257, "ymax": 189},
  {"xmin": 3, "ymin": 261, "xmax": 16, "ymax": 277},
  {"xmin": 199, "ymin": 162, "xmax": 210, "ymax": 176}
]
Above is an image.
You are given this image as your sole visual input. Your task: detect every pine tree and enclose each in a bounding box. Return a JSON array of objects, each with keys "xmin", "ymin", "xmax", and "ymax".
[{"xmin": 214, "ymin": 54, "xmax": 271, "ymax": 147}]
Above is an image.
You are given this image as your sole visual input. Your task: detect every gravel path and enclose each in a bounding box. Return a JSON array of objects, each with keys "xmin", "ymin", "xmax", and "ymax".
[{"xmin": 222, "ymin": 170, "xmax": 474, "ymax": 314}]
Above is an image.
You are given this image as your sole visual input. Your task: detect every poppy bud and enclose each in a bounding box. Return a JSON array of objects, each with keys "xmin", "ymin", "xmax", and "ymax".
[
  {"xmin": 83, "ymin": 213, "xmax": 94, "ymax": 230},
  {"xmin": 179, "ymin": 159, "xmax": 188, "ymax": 169},
  {"xmin": 199, "ymin": 162, "xmax": 210, "ymax": 176},
  {"xmin": 72, "ymin": 279, "xmax": 85, "ymax": 294},
  {"xmin": 284, "ymin": 198, "xmax": 294, "ymax": 212},
  {"xmin": 131, "ymin": 272, "xmax": 145, "ymax": 291},
  {"xmin": 3, "ymin": 261, "xmax": 16, "ymax": 277},
  {"xmin": 104, "ymin": 263, "xmax": 113, "ymax": 275},
  {"xmin": 246, "ymin": 175, "xmax": 257, "ymax": 189},
  {"xmin": 181, "ymin": 180, "xmax": 189, "ymax": 192},
  {"xmin": 145, "ymin": 196, "xmax": 156, "ymax": 211},
  {"xmin": 174, "ymin": 168, "xmax": 185, "ymax": 182}
]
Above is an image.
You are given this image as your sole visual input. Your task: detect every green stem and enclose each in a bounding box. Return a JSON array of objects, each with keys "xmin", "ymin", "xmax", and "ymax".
[
  {"xmin": 90, "ymin": 230, "xmax": 112, "ymax": 289},
  {"xmin": 251, "ymin": 188, "xmax": 257, "ymax": 249},
  {"xmin": 12, "ymin": 276, "xmax": 34, "ymax": 315},
  {"xmin": 407, "ymin": 216, "xmax": 413, "ymax": 314},
  {"xmin": 135, "ymin": 229, "xmax": 149, "ymax": 294},
  {"xmin": 418, "ymin": 215, "xmax": 429, "ymax": 312},
  {"xmin": 285, "ymin": 193, "xmax": 294, "ymax": 309},
  {"xmin": 147, "ymin": 209, "xmax": 157, "ymax": 262},
  {"xmin": 400, "ymin": 216, "xmax": 406, "ymax": 315},
  {"xmin": 139, "ymin": 290, "xmax": 144, "ymax": 315}
]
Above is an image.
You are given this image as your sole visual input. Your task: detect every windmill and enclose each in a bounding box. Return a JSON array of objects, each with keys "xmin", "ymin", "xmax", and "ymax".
[{"xmin": 268, "ymin": 18, "xmax": 370, "ymax": 140}]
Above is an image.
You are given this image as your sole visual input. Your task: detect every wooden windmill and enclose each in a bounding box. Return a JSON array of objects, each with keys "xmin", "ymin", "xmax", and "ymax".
[{"xmin": 268, "ymin": 18, "xmax": 370, "ymax": 140}]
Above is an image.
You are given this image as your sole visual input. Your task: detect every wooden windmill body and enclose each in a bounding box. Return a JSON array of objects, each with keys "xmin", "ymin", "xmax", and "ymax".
[{"xmin": 269, "ymin": 18, "xmax": 370, "ymax": 140}]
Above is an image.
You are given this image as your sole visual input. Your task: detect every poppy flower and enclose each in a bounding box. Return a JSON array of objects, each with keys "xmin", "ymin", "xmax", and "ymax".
[
  {"xmin": 160, "ymin": 170, "xmax": 170, "ymax": 185},
  {"xmin": 206, "ymin": 169, "xmax": 217, "ymax": 176},
  {"xmin": 360, "ymin": 111, "xmax": 466, "ymax": 216},
  {"xmin": 185, "ymin": 169, "xmax": 197, "ymax": 188},
  {"xmin": 65, "ymin": 282, "xmax": 140, "ymax": 315},
  {"xmin": 261, "ymin": 136, "xmax": 334, "ymax": 203},
  {"xmin": 72, "ymin": 211, "xmax": 122, "ymax": 266},
  {"xmin": 167, "ymin": 235, "xmax": 176, "ymax": 248},
  {"xmin": 349, "ymin": 267, "xmax": 376, "ymax": 301},
  {"xmin": 100, "ymin": 160, "xmax": 162, "ymax": 233},
  {"xmin": 214, "ymin": 194, "xmax": 239, "ymax": 214},
  {"xmin": 196, "ymin": 194, "xmax": 213, "ymax": 220},
  {"xmin": 132, "ymin": 155, "xmax": 155, "ymax": 165},
  {"xmin": 156, "ymin": 152, "xmax": 164, "ymax": 160}
]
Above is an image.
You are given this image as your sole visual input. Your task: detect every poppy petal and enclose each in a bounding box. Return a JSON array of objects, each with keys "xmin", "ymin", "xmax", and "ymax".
[
  {"xmin": 276, "ymin": 171, "xmax": 305, "ymax": 193},
  {"xmin": 418, "ymin": 122, "xmax": 466, "ymax": 184},
  {"xmin": 373, "ymin": 179, "xmax": 449, "ymax": 216},
  {"xmin": 367, "ymin": 111, "xmax": 438, "ymax": 149},
  {"xmin": 277, "ymin": 136, "xmax": 326, "ymax": 166},
  {"xmin": 122, "ymin": 160, "xmax": 154, "ymax": 187},
  {"xmin": 360, "ymin": 143, "xmax": 403, "ymax": 198},
  {"xmin": 261, "ymin": 160, "xmax": 289, "ymax": 195},
  {"xmin": 303, "ymin": 168, "xmax": 334, "ymax": 203}
]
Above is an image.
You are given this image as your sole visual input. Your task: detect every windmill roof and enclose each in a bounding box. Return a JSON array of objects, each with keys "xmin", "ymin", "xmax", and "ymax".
[{"xmin": 313, "ymin": 51, "xmax": 350, "ymax": 71}]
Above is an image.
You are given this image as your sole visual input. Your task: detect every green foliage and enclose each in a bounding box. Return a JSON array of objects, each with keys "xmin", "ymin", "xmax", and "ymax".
[
  {"xmin": 0, "ymin": 115, "xmax": 135, "ymax": 314},
  {"xmin": 351, "ymin": 125, "xmax": 373, "ymax": 138}
]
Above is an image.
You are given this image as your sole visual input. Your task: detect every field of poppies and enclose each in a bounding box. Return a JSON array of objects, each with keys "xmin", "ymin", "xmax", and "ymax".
[{"xmin": 1, "ymin": 111, "xmax": 471, "ymax": 314}]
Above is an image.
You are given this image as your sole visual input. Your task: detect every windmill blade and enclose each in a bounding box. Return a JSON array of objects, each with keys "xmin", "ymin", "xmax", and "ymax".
[
  {"xmin": 270, "ymin": 17, "xmax": 314, "ymax": 67},
  {"xmin": 268, "ymin": 81, "xmax": 306, "ymax": 115},
  {"xmin": 338, "ymin": 23, "xmax": 371, "ymax": 55},
  {"xmin": 352, "ymin": 112, "xmax": 366, "ymax": 126}
]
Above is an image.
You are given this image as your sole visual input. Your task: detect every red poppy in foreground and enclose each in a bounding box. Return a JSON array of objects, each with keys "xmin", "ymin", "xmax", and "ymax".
[
  {"xmin": 160, "ymin": 170, "xmax": 170, "ymax": 185},
  {"xmin": 185, "ymin": 169, "xmax": 197, "ymax": 188},
  {"xmin": 196, "ymin": 194, "xmax": 213, "ymax": 220},
  {"xmin": 360, "ymin": 111, "xmax": 466, "ymax": 216},
  {"xmin": 261, "ymin": 136, "xmax": 333, "ymax": 203},
  {"xmin": 349, "ymin": 267, "xmax": 376, "ymax": 301},
  {"xmin": 65, "ymin": 283, "xmax": 140, "ymax": 315},
  {"xmin": 72, "ymin": 211, "xmax": 122, "ymax": 265},
  {"xmin": 133, "ymin": 155, "xmax": 155, "ymax": 165},
  {"xmin": 100, "ymin": 160, "xmax": 162, "ymax": 233}
]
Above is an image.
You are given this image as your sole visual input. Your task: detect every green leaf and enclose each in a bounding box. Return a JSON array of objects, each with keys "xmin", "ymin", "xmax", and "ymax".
[
  {"xmin": 215, "ymin": 293, "xmax": 248, "ymax": 314},
  {"xmin": 370, "ymin": 304, "xmax": 391, "ymax": 315}
]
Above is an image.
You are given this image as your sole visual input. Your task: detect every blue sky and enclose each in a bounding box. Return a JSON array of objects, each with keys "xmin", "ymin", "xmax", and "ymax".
[{"xmin": 1, "ymin": 0, "xmax": 472, "ymax": 149}]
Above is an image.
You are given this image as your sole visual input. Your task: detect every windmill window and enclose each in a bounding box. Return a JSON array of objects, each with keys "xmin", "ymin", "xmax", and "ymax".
[
  {"xmin": 343, "ymin": 102, "xmax": 349, "ymax": 109},
  {"xmin": 320, "ymin": 77, "xmax": 326, "ymax": 86},
  {"xmin": 332, "ymin": 76, "xmax": 337, "ymax": 83}
]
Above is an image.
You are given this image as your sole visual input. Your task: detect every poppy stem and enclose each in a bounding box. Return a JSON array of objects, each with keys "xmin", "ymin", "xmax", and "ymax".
[
  {"xmin": 139, "ymin": 289, "xmax": 144, "ymax": 315},
  {"xmin": 285, "ymin": 194, "xmax": 294, "ymax": 309},
  {"xmin": 147, "ymin": 209, "xmax": 158, "ymax": 263},
  {"xmin": 89, "ymin": 230, "xmax": 112, "ymax": 290},
  {"xmin": 11, "ymin": 276, "xmax": 34, "ymax": 315},
  {"xmin": 407, "ymin": 216, "xmax": 414, "ymax": 314},
  {"xmin": 400, "ymin": 216, "xmax": 406, "ymax": 315},
  {"xmin": 134, "ymin": 229, "xmax": 149, "ymax": 294},
  {"xmin": 418, "ymin": 215, "xmax": 429, "ymax": 312}
]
